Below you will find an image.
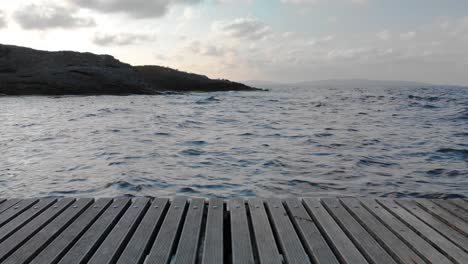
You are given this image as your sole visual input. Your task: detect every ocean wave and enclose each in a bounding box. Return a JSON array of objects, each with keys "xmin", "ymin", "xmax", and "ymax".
[{"xmin": 1, "ymin": 86, "xmax": 467, "ymax": 198}]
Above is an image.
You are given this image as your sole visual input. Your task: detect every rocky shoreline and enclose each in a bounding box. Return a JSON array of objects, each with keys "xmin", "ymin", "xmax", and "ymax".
[{"xmin": 0, "ymin": 44, "xmax": 259, "ymax": 95}]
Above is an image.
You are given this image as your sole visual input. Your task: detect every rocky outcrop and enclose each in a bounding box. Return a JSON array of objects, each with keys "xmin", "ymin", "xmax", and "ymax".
[
  {"xmin": 135, "ymin": 65, "xmax": 257, "ymax": 92},
  {"xmin": 0, "ymin": 44, "xmax": 259, "ymax": 95}
]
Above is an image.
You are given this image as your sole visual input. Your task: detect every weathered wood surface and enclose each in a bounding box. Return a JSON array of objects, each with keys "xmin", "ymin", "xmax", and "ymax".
[{"xmin": 0, "ymin": 197, "xmax": 466, "ymax": 264}]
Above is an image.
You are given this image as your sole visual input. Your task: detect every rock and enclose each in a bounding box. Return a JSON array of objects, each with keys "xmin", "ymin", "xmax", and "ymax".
[
  {"xmin": 0, "ymin": 44, "xmax": 260, "ymax": 95},
  {"xmin": 135, "ymin": 65, "xmax": 258, "ymax": 92},
  {"xmin": 0, "ymin": 44, "xmax": 156, "ymax": 95}
]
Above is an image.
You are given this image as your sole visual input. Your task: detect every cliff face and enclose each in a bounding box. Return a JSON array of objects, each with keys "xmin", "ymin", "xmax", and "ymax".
[{"xmin": 0, "ymin": 44, "xmax": 258, "ymax": 95}]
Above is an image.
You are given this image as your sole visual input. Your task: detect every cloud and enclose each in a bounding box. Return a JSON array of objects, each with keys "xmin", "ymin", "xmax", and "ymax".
[
  {"xmin": 212, "ymin": 18, "xmax": 271, "ymax": 40},
  {"xmin": 68, "ymin": 0, "xmax": 202, "ymax": 19},
  {"xmin": 13, "ymin": 4, "xmax": 95, "ymax": 30},
  {"xmin": 0, "ymin": 11, "xmax": 7, "ymax": 29},
  {"xmin": 400, "ymin": 31, "xmax": 416, "ymax": 40},
  {"xmin": 308, "ymin": 35, "xmax": 335, "ymax": 46},
  {"xmin": 93, "ymin": 32, "xmax": 155, "ymax": 46},
  {"xmin": 188, "ymin": 41, "xmax": 227, "ymax": 56},
  {"xmin": 326, "ymin": 47, "xmax": 395, "ymax": 61},
  {"xmin": 281, "ymin": 0, "xmax": 368, "ymax": 5},
  {"xmin": 376, "ymin": 30, "xmax": 391, "ymax": 40},
  {"xmin": 215, "ymin": 0, "xmax": 253, "ymax": 4}
]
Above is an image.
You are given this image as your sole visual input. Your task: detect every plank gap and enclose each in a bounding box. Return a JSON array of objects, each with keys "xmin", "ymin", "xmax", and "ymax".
[
  {"xmin": 376, "ymin": 199, "xmax": 461, "ymax": 264},
  {"xmin": 111, "ymin": 198, "xmax": 151, "ymax": 263},
  {"xmin": 50, "ymin": 198, "xmax": 114, "ymax": 264},
  {"xmin": 194, "ymin": 200, "xmax": 208, "ymax": 264},
  {"xmin": 170, "ymin": 199, "xmax": 190, "ymax": 263},
  {"xmin": 80, "ymin": 198, "xmax": 132, "ymax": 263},
  {"xmin": 245, "ymin": 200, "xmax": 260, "ymax": 264},
  {"xmin": 223, "ymin": 201, "xmax": 232, "ymax": 264},
  {"xmin": 263, "ymin": 200, "xmax": 285, "ymax": 260}
]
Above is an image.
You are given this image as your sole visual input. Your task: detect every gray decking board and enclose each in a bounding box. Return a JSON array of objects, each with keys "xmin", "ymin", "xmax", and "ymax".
[
  {"xmin": 303, "ymin": 198, "xmax": 368, "ymax": 264},
  {"xmin": 379, "ymin": 199, "xmax": 468, "ymax": 264},
  {"xmin": 202, "ymin": 198, "xmax": 225, "ymax": 264},
  {"xmin": 0, "ymin": 197, "xmax": 466, "ymax": 263},
  {"xmin": 229, "ymin": 198, "xmax": 255, "ymax": 264},
  {"xmin": 415, "ymin": 199, "xmax": 468, "ymax": 236},
  {"xmin": 265, "ymin": 198, "xmax": 311, "ymax": 264},
  {"xmin": 0, "ymin": 199, "xmax": 21, "ymax": 215},
  {"xmin": 0, "ymin": 198, "xmax": 38, "ymax": 228},
  {"xmin": 3, "ymin": 198, "xmax": 93, "ymax": 264},
  {"xmin": 359, "ymin": 198, "xmax": 453, "ymax": 264},
  {"xmin": 0, "ymin": 198, "xmax": 55, "ymax": 244},
  {"xmin": 248, "ymin": 198, "xmax": 282, "ymax": 264},
  {"xmin": 175, "ymin": 198, "xmax": 205, "ymax": 264},
  {"xmin": 284, "ymin": 198, "xmax": 339, "ymax": 264},
  {"xmin": 58, "ymin": 197, "xmax": 131, "ymax": 264},
  {"xmin": 322, "ymin": 198, "xmax": 397, "ymax": 264},
  {"xmin": 146, "ymin": 197, "xmax": 188, "ymax": 264},
  {"xmin": 340, "ymin": 198, "xmax": 426, "ymax": 264},
  {"xmin": 0, "ymin": 198, "xmax": 75, "ymax": 262},
  {"xmin": 396, "ymin": 199, "xmax": 468, "ymax": 252},
  {"xmin": 431, "ymin": 199, "xmax": 468, "ymax": 222},
  {"xmin": 117, "ymin": 198, "xmax": 170, "ymax": 264},
  {"xmin": 30, "ymin": 198, "xmax": 113, "ymax": 264},
  {"xmin": 450, "ymin": 199, "xmax": 468, "ymax": 212},
  {"xmin": 88, "ymin": 198, "xmax": 150, "ymax": 264}
]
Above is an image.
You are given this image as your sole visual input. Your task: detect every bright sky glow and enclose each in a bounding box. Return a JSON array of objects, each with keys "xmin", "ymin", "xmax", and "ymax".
[{"xmin": 1, "ymin": 0, "xmax": 468, "ymax": 84}]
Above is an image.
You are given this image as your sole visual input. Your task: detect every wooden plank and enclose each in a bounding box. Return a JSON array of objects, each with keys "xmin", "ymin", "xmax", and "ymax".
[
  {"xmin": 360, "ymin": 198, "xmax": 452, "ymax": 264},
  {"xmin": 0, "ymin": 198, "xmax": 38, "ymax": 227},
  {"xmin": 88, "ymin": 198, "xmax": 150, "ymax": 264},
  {"xmin": 322, "ymin": 198, "xmax": 396, "ymax": 264},
  {"xmin": 0, "ymin": 198, "xmax": 75, "ymax": 262},
  {"xmin": 266, "ymin": 198, "xmax": 311, "ymax": 264},
  {"xmin": 0, "ymin": 196, "xmax": 467, "ymax": 264},
  {"xmin": 0, "ymin": 198, "xmax": 55, "ymax": 243},
  {"xmin": 57, "ymin": 198, "xmax": 131, "ymax": 264},
  {"xmin": 117, "ymin": 198, "xmax": 169, "ymax": 264},
  {"xmin": 396, "ymin": 199, "xmax": 468, "ymax": 252},
  {"xmin": 248, "ymin": 198, "xmax": 282, "ymax": 264},
  {"xmin": 202, "ymin": 198, "xmax": 224, "ymax": 264},
  {"xmin": 0, "ymin": 199, "xmax": 21, "ymax": 215},
  {"xmin": 377, "ymin": 199, "xmax": 468, "ymax": 264},
  {"xmin": 432, "ymin": 200, "xmax": 468, "ymax": 222},
  {"xmin": 450, "ymin": 199, "xmax": 468, "ymax": 212},
  {"xmin": 30, "ymin": 198, "xmax": 113, "ymax": 264},
  {"xmin": 175, "ymin": 198, "xmax": 205, "ymax": 264},
  {"xmin": 415, "ymin": 199, "xmax": 468, "ymax": 236},
  {"xmin": 146, "ymin": 197, "xmax": 188, "ymax": 264},
  {"xmin": 228, "ymin": 198, "xmax": 255, "ymax": 264},
  {"xmin": 284, "ymin": 198, "xmax": 339, "ymax": 264},
  {"xmin": 303, "ymin": 198, "xmax": 368, "ymax": 264},
  {"xmin": 341, "ymin": 198, "xmax": 425, "ymax": 264},
  {"xmin": 3, "ymin": 198, "xmax": 93, "ymax": 264}
]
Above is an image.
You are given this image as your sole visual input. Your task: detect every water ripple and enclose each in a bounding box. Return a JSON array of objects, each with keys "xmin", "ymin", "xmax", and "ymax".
[{"xmin": 0, "ymin": 86, "xmax": 467, "ymax": 198}]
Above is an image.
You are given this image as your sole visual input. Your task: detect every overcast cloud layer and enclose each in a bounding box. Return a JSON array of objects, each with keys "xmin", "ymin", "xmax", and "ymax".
[
  {"xmin": 1, "ymin": 0, "xmax": 468, "ymax": 85},
  {"xmin": 69, "ymin": 0, "xmax": 202, "ymax": 18},
  {"xmin": 13, "ymin": 4, "xmax": 95, "ymax": 30},
  {"xmin": 0, "ymin": 11, "xmax": 7, "ymax": 29}
]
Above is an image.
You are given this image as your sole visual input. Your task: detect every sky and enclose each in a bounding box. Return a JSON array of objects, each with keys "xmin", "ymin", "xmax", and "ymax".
[{"xmin": 1, "ymin": 0, "xmax": 468, "ymax": 85}]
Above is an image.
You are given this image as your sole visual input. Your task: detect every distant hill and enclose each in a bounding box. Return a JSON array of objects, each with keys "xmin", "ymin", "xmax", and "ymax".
[
  {"xmin": 0, "ymin": 43, "xmax": 259, "ymax": 96},
  {"xmin": 244, "ymin": 79, "xmax": 462, "ymax": 90}
]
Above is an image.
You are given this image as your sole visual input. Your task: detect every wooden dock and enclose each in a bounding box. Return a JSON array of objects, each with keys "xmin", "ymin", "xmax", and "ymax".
[{"xmin": 0, "ymin": 197, "xmax": 467, "ymax": 264}]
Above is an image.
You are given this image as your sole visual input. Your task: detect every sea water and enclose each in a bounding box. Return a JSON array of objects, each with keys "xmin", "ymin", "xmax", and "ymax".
[{"xmin": 0, "ymin": 86, "xmax": 466, "ymax": 198}]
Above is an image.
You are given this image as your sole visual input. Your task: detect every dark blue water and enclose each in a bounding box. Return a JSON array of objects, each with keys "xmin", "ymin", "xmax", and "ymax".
[{"xmin": 0, "ymin": 86, "xmax": 467, "ymax": 198}]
